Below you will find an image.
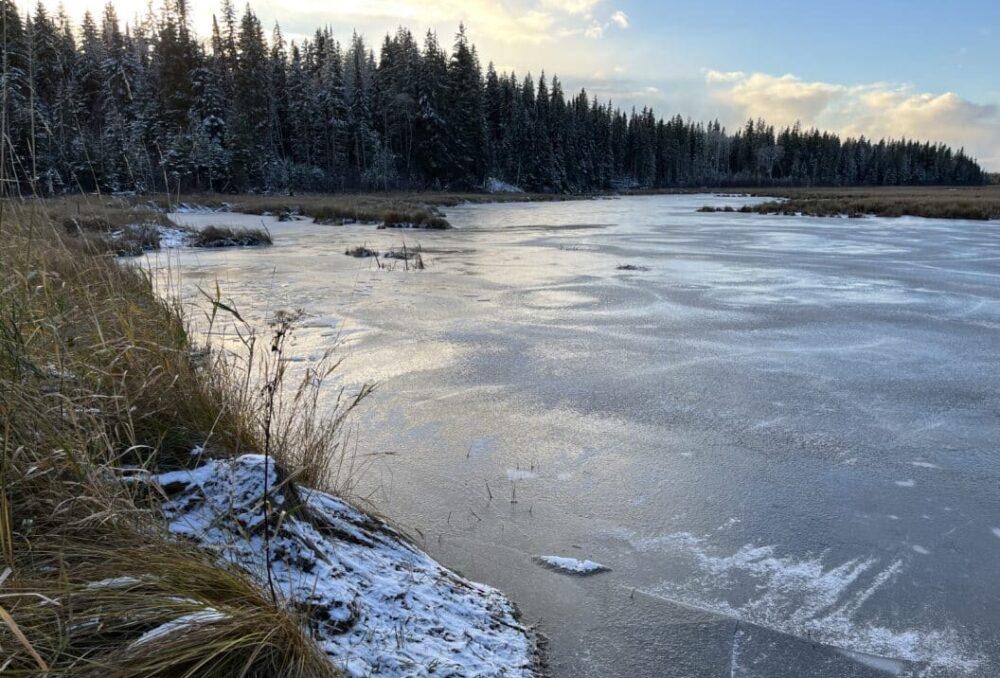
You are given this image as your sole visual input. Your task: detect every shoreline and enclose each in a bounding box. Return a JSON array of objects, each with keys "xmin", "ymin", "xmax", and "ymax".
[
  {"xmin": 0, "ymin": 203, "xmax": 542, "ymax": 676},
  {"xmin": 25, "ymin": 184, "xmax": 1000, "ymax": 240}
]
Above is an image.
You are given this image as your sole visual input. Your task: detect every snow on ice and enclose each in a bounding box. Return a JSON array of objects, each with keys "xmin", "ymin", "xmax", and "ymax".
[
  {"xmin": 157, "ymin": 226, "xmax": 191, "ymax": 249},
  {"xmin": 534, "ymin": 555, "xmax": 610, "ymax": 575}
]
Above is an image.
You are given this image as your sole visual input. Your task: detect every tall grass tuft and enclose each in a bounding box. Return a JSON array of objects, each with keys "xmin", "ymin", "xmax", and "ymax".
[
  {"xmin": 190, "ymin": 225, "xmax": 272, "ymax": 248},
  {"xmin": 0, "ymin": 200, "xmax": 363, "ymax": 676}
]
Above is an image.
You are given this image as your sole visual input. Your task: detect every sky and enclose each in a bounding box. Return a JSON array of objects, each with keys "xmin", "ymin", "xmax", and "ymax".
[{"xmin": 30, "ymin": 0, "xmax": 1000, "ymax": 168}]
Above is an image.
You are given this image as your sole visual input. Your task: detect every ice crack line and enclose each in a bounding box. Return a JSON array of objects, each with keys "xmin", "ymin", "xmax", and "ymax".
[{"xmin": 730, "ymin": 619, "xmax": 740, "ymax": 678}]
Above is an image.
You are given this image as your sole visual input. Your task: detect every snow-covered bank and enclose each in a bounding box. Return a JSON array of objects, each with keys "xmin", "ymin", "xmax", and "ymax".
[{"xmin": 155, "ymin": 454, "xmax": 539, "ymax": 678}]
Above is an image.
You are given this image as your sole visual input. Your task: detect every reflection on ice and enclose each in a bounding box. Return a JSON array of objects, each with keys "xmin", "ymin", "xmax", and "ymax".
[
  {"xmin": 640, "ymin": 533, "xmax": 980, "ymax": 674},
  {"xmin": 144, "ymin": 193, "xmax": 1000, "ymax": 677}
]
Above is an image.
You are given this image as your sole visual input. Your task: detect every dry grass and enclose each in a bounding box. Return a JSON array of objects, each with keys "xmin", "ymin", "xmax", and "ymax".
[
  {"xmin": 39, "ymin": 194, "xmax": 171, "ymax": 233},
  {"xmin": 15, "ymin": 194, "xmax": 178, "ymax": 257},
  {"xmin": 342, "ymin": 242, "xmax": 425, "ymax": 271},
  {"xmin": 190, "ymin": 225, "xmax": 272, "ymax": 248},
  {"xmin": 0, "ymin": 200, "xmax": 369, "ymax": 675},
  {"xmin": 377, "ymin": 210, "xmax": 450, "ymax": 229},
  {"xmin": 4, "ymin": 544, "xmax": 339, "ymax": 677},
  {"xmin": 701, "ymin": 185, "xmax": 1000, "ymax": 220},
  {"xmin": 138, "ymin": 191, "xmax": 577, "ymax": 229},
  {"xmin": 344, "ymin": 244, "xmax": 379, "ymax": 258}
]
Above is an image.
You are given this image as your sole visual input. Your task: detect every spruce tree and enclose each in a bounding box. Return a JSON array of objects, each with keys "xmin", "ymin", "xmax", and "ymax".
[
  {"xmin": 0, "ymin": 2, "xmax": 984, "ymax": 194},
  {"xmin": 445, "ymin": 25, "xmax": 485, "ymax": 188}
]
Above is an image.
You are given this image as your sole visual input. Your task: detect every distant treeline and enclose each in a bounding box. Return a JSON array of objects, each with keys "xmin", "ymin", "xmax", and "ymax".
[{"xmin": 0, "ymin": 0, "xmax": 986, "ymax": 195}]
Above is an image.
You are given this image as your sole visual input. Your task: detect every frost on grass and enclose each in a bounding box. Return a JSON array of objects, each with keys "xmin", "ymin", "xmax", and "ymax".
[
  {"xmin": 129, "ymin": 608, "xmax": 229, "ymax": 650},
  {"xmin": 156, "ymin": 454, "xmax": 537, "ymax": 678},
  {"xmin": 85, "ymin": 576, "xmax": 145, "ymax": 590},
  {"xmin": 173, "ymin": 202, "xmax": 232, "ymax": 214},
  {"xmin": 534, "ymin": 555, "xmax": 610, "ymax": 576}
]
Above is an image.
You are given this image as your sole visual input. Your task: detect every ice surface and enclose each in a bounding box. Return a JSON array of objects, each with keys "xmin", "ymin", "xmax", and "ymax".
[
  {"xmin": 144, "ymin": 194, "xmax": 1000, "ymax": 677},
  {"xmin": 641, "ymin": 532, "xmax": 981, "ymax": 674},
  {"xmin": 835, "ymin": 649, "xmax": 907, "ymax": 675}
]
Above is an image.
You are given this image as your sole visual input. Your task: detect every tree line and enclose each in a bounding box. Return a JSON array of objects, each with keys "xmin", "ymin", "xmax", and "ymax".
[{"xmin": 0, "ymin": 0, "xmax": 986, "ymax": 196}]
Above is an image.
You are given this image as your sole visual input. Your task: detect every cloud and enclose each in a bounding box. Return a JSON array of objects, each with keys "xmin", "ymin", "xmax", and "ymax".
[
  {"xmin": 705, "ymin": 70, "xmax": 745, "ymax": 84},
  {"xmin": 43, "ymin": 0, "xmax": 605, "ymax": 46},
  {"xmin": 705, "ymin": 70, "xmax": 845, "ymax": 126},
  {"xmin": 541, "ymin": 0, "xmax": 604, "ymax": 15},
  {"xmin": 705, "ymin": 70, "xmax": 1000, "ymax": 168},
  {"xmin": 580, "ymin": 8, "xmax": 629, "ymax": 39},
  {"xmin": 609, "ymin": 10, "xmax": 628, "ymax": 29}
]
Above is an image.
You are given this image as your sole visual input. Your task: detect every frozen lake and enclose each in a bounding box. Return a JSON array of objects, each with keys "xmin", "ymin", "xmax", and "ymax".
[{"xmin": 153, "ymin": 194, "xmax": 1000, "ymax": 677}]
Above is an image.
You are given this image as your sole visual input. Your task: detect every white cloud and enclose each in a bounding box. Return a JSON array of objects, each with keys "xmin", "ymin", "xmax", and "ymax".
[
  {"xmin": 34, "ymin": 0, "xmax": 604, "ymax": 46},
  {"xmin": 579, "ymin": 8, "xmax": 628, "ymax": 39},
  {"xmin": 541, "ymin": 0, "xmax": 604, "ymax": 15},
  {"xmin": 705, "ymin": 70, "xmax": 1000, "ymax": 168},
  {"xmin": 705, "ymin": 70, "xmax": 746, "ymax": 84},
  {"xmin": 705, "ymin": 70, "xmax": 845, "ymax": 126}
]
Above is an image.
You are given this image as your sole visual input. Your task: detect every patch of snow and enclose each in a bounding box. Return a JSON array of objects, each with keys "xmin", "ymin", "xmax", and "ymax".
[
  {"xmin": 129, "ymin": 608, "xmax": 228, "ymax": 649},
  {"xmin": 991, "ymin": 528, "xmax": 1000, "ymax": 540},
  {"xmin": 43, "ymin": 363, "xmax": 75, "ymax": 380},
  {"xmin": 911, "ymin": 545, "xmax": 930, "ymax": 555},
  {"xmin": 173, "ymin": 202, "xmax": 231, "ymax": 214},
  {"xmin": 157, "ymin": 226, "xmax": 190, "ymax": 249},
  {"xmin": 506, "ymin": 468, "xmax": 537, "ymax": 481},
  {"xmin": 534, "ymin": 555, "xmax": 610, "ymax": 575},
  {"xmin": 485, "ymin": 177, "xmax": 525, "ymax": 194},
  {"xmin": 910, "ymin": 461, "xmax": 940, "ymax": 469},
  {"xmin": 894, "ymin": 480, "xmax": 916, "ymax": 488},
  {"xmin": 155, "ymin": 454, "xmax": 536, "ymax": 677}
]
